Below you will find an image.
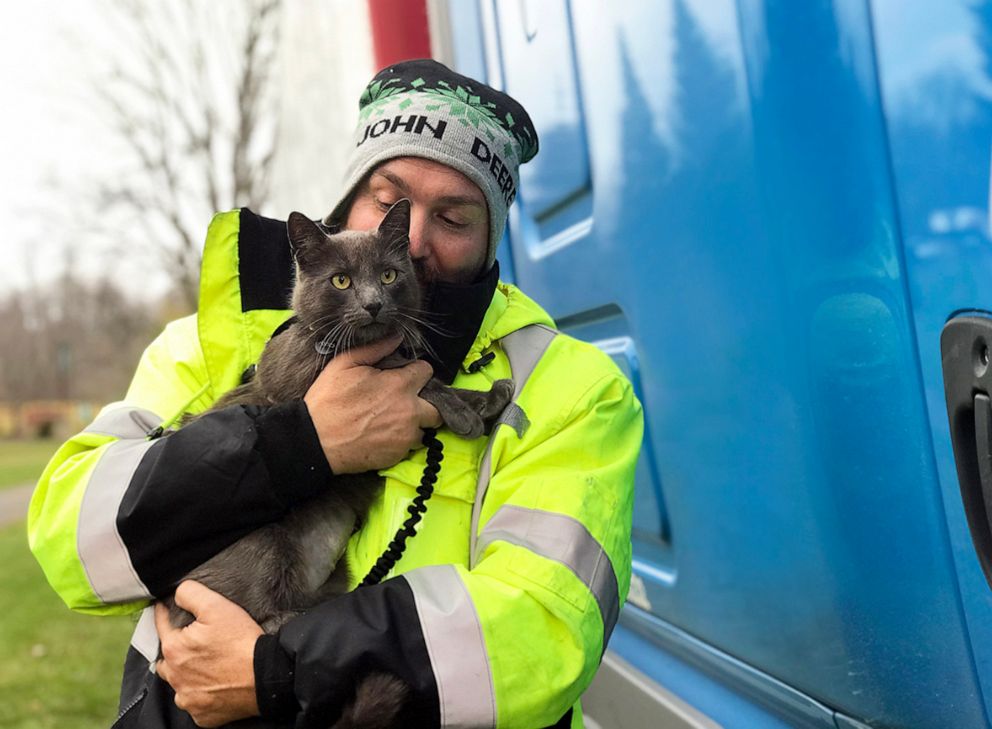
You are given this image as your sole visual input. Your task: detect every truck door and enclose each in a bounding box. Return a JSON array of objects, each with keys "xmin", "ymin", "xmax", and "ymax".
[
  {"xmin": 873, "ymin": 0, "xmax": 992, "ymax": 722},
  {"xmin": 447, "ymin": 0, "xmax": 992, "ymax": 727}
]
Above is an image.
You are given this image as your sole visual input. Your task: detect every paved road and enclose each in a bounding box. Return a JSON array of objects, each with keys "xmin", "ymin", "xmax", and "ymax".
[{"xmin": 0, "ymin": 483, "xmax": 34, "ymax": 527}]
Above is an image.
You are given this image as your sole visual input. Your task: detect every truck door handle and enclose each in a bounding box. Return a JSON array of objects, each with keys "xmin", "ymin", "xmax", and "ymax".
[
  {"xmin": 973, "ymin": 393, "xmax": 992, "ymax": 539},
  {"xmin": 942, "ymin": 316, "xmax": 992, "ymax": 588}
]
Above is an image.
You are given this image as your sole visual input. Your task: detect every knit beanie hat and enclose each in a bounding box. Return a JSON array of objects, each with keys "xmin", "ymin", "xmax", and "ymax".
[{"xmin": 324, "ymin": 59, "xmax": 539, "ymax": 270}]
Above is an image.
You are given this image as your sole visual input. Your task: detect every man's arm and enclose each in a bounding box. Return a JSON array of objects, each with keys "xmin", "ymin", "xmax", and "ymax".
[
  {"xmin": 26, "ymin": 314, "xmax": 325, "ymax": 612},
  {"xmin": 28, "ymin": 316, "xmax": 437, "ymax": 612}
]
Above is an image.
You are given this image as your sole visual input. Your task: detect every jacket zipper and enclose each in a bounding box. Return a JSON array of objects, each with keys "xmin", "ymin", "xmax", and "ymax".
[{"xmin": 113, "ymin": 688, "xmax": 147, "ymax": 726}]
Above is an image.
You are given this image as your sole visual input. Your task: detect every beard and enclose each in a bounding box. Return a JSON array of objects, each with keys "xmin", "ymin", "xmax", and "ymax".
[
  {"xmin": 412, "ymin": 257, "xmax": 484, "ymax": 288},
  {"xmin": 413, "ymin": 258, "xmax": 440, "ymax": 287}
]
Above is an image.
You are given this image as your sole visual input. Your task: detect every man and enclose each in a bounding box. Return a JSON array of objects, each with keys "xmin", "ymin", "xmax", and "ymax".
[{"xmin": 28, "ymin": 59, "xmax": 642, "ymax": 728}]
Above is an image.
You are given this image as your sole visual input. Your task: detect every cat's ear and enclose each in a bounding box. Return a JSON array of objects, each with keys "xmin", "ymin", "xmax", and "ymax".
[
  {"xmin": 377, "ymin": 199, "xmax": 411, "ymax": 251},
  {"xmin": 287, "ymin": 212, "xmax": 326, "ymax": 269}
]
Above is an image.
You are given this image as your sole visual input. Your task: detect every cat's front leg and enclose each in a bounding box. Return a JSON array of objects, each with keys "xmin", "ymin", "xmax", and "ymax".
[
  {"xmin": 469, "ymin": 379, "xmax": 515, "ymax": 426},
  {"xmin": 419, "ymin": 379, "xmax": 486, "ymax": 438},
  {"xmin": 419, "ymin": 378, "xmax": 514, "ymax": 439}
]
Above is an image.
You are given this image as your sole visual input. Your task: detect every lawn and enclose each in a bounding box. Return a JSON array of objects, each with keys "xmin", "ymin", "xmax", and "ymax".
[
  {"xmin": 0, "ymin": 520, "xmax": 136, "ymax": 728},
  {"xmin": 0, "ymin": 439, "xmax": 59, "ymax": 491}
]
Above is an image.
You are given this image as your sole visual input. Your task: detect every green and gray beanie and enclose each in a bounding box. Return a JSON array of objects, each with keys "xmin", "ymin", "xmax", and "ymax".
[{"xmin": 325, "ymin": 58, "xmax": 539, "ymax": 269}]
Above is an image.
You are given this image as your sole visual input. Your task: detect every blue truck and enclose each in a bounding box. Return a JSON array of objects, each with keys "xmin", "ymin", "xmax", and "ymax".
[{"xmin": 432, "ymin": 1, "xmax": 992, "ymax": 727}]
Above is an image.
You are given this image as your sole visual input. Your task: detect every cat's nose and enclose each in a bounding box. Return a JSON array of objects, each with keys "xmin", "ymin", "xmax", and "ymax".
[{"xmin": 364, "ymin": 301, "xmax": 382, "ymax": 319}]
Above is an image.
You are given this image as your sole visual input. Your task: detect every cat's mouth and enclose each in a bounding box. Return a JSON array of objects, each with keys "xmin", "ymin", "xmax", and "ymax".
[{"xmin": 354, "ymin": 320, "xmax": 398, "ymax": 342}]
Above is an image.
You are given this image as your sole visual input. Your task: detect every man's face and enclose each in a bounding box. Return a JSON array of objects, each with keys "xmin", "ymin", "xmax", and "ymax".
[{"xmin": 345, "ymin": 157, "xmax": 489, "ymax": 285}]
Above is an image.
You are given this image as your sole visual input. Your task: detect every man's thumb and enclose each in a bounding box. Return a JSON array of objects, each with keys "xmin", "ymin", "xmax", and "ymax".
[{"xmin": 338, "ymin": 334, "xmax": 402, "ymax": 367}]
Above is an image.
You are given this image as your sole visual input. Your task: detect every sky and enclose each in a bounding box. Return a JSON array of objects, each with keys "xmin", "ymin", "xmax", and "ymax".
[
  {"xmin": 0, "ymin": 2, "xmax": 135, "ymax": 296},
  {"xmin": 0, "ymin": 1, "xmax": 259, "ymax": 304},
  {"xmin": 0, "ymin": 1, "xmax": 370, "ymax": 305}
]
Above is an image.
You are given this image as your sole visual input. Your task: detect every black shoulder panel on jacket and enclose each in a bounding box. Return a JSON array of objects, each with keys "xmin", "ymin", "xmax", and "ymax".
[{"xmin": 238, "ymin": 208, "xmax": 295, "ymax": 313}]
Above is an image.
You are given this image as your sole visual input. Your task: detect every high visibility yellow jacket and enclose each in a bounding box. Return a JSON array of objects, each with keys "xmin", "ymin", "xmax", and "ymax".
[{"xmin": 28, "ymin": 208, "xmax": 642, "ymax": 728}]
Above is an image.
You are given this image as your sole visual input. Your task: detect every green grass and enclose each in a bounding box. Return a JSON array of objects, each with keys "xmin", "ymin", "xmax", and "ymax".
[
  {"xmin": 0, "ymin": 520, "xmax": 136, "ymax": 728},
  {"xmin": 0, "ymin": 439, "xmax": 59, "ymax": 491}
]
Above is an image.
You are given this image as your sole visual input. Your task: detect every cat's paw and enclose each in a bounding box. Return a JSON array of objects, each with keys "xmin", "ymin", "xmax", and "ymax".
[
  {"xmin": 480, "ymin": 379, "xmax": 515, "ymax": 419},
  {"xmin": 444, "ymin": 409, "xmax": 486, "ymax": 440}
]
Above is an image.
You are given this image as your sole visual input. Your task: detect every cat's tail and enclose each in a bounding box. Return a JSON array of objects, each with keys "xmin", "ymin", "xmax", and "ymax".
[{"xmin": 331, "ymin": 673, "xmax": 408, "ymax": 729}]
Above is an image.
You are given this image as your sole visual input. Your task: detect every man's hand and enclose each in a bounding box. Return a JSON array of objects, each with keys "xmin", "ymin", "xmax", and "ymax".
[
  {"xmin": 155, "ymin": 581, "xmax": 263, "ymax": 728},
  {"xmin": 304, "ymin": 335, "xmax": 442, "ymax": 473}
]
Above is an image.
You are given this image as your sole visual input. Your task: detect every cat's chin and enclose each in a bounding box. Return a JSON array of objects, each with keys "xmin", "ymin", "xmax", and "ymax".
[{"xmin": 354, "ymin": 322, "xmax": 398, "ymax": 344}]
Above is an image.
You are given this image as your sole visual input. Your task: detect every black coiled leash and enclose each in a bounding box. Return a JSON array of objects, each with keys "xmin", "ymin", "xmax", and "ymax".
[{"xmin": 359, "ymin": 428, "xmax": 443, "ymax": 587}]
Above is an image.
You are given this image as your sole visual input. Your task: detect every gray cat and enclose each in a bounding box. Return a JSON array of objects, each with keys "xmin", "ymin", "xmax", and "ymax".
[{"xmin": 164, "ymin": 199, "xmax": 513, "ymax": 728}]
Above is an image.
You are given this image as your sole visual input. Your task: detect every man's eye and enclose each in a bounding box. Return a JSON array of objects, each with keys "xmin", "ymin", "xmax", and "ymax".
[
  {"xmin": 374, "ymin": 197, "xmax": 395, "ymax": 211},
  {"xmin": 440, "ymin": 215, "xmax": 468, "ymax": 228}
]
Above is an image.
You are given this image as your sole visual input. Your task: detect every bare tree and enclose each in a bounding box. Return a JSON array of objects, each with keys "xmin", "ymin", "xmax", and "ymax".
[
  {"xmin": 91, "ymin": 0, "xmax": 282, "ymax": 310},
  {"xmin": 0, "ymin": 265, "xmax": 158, "ymax": 408}
]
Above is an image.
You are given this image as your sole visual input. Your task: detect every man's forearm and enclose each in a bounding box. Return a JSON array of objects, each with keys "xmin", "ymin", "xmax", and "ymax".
[{"xmin": 118, "ymin": 401, "xmax": 332, "ymax": 597}]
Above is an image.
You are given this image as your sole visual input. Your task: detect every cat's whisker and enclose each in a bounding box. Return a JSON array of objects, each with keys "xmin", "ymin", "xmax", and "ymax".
[
  {"xmin": 401, "ymin": 305, "xmax": 446, "ymax": 316},
  {"xmin": 393, "ymin": 320, "xmax": 413, "ymax": 346},
  {"xmin": 304, "ymin": 317, "xmax": 345, "ymax": 339},
  {"xmin": 339, "ymin": 325, "xmax": 356, "ymax": 355},
  {"xmin": 319, "ymin": 323, "xmax": 345, "ymax": 348},
  {"xmin": 307, "ymin": 313, "xmax": 339, "ymax": 328},
  {"xmin": 399, "ymin": 312, "xmax": 455, "ymax": 338},
  {"xmin": 393, "ymin": 321, "xmax": 415, "ymax": 353},
  {"xmin": 317, "ymin": 319, "xmax": 347, "ymax": 337},
  {"xmin": 400, "ymin": 308, "xmax": 453, "ymax": 329},
  {"xmin": 397, "ymin": 320, "xmax": 440, "ymax": 363},
  {"xmin": 398, "ymin": 308, "xmax": 447, "ymax": 323},
  {"xmin": 415, "ymin": 322, "xmax": 454, "ymax": 338},
  {"xmin": 399, "ymin": 319, "xmax": 426, "ymax": 347}
]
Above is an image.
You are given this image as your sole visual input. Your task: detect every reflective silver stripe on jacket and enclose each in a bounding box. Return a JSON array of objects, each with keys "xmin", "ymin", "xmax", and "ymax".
[
  {"xmin": 77, "ymin": 407, "xmax": 160, "ymax": 602},
  {"xmin": 405, "ymin": 565, "xmax": 496, "ymax": 728},
  {"xmin": 84, "ymin": 406, "xmax": 161, "ymax": 439},
  {"xmin": 469, "ymin": 324, "xmax": 557, "ymax": 568},
  {"xmin": 474, "ymin": 505, "xmax": 621, "ymax": 642},
  {"xmin": 131, "ymin": 605, "xmax": 160, "ymax": 665}
]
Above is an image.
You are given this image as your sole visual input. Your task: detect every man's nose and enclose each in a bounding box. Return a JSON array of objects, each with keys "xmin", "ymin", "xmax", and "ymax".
[{"xmin": 407, "ymin": 209, "xmax": 429, "ymax": 260}]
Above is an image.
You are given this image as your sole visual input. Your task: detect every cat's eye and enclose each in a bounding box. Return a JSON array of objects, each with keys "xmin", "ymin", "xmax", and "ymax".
[
  {"xmin": 331, "ymin": 274, "xmax": 351, "ymax": 290},
  {"xmin": 380, "ymin": 269, "xmax": 397, "ymax": 285}
]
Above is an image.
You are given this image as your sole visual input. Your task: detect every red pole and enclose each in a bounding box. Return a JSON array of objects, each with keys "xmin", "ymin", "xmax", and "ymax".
[{"xmin": 366, "ymin": 0, "xmax": 433, "ymax": 71}]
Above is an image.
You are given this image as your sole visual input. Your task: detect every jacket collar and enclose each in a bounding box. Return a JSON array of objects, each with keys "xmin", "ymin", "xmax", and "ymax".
[{"xmin": 419, "ymin": 261, "xmax": 499, "ymax": 384}]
